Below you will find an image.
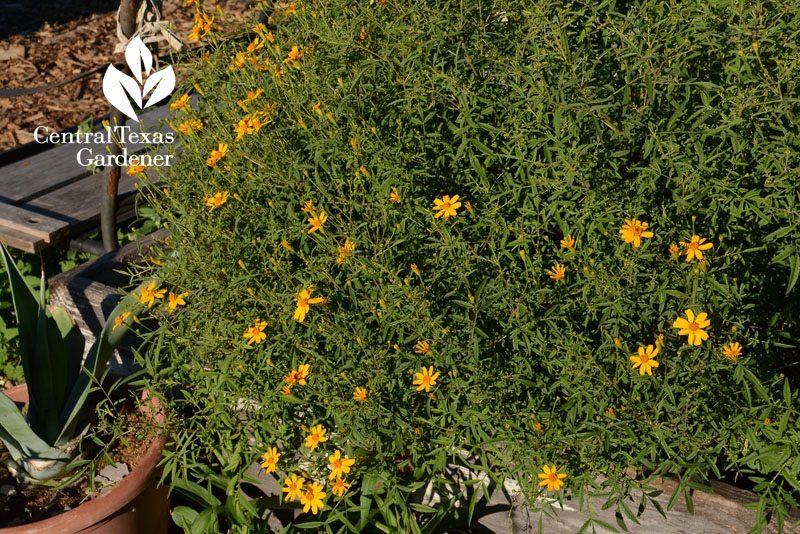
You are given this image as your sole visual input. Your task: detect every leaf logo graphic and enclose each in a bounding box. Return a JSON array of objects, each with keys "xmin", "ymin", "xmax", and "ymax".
[{"xmin": 103, "ymin": 36, "xmax": 175, "ymax": 122}]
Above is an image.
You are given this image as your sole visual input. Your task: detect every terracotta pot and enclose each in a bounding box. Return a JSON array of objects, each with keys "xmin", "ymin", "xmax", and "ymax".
[{"xmin": 0, "ymin": 384, "xmax": 169, "ymax": 534}]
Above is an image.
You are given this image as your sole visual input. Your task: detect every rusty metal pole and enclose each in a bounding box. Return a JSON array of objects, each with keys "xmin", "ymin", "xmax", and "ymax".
[{"xmin": 102, "ymin": 0, "xmax": 142, "ymax": 252}]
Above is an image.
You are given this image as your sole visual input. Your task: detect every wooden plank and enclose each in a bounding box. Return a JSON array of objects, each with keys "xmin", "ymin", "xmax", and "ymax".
[
  {"xmin": 0, "ymin": 102, "xmax": 176, "ymax": 205},
  {"xmin": 0, "ymin": 203, "xmax": 72, "ymax": 243},
  {"xmin": 0, "ymin": 225, "xmax": 45, "ymax": 253}
]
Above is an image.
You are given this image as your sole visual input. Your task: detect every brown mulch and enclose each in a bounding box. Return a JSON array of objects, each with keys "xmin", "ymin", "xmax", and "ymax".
[
  {"xmin": 0, "ymin": 399, "xmax": 159, "ymax": 528},
  {"xmin": 0, "ymin": 0, "xmax": 257, "ymax": 152}
]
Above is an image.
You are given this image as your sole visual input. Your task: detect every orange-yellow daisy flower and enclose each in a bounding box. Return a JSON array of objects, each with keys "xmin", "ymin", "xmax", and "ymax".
[
  {"xmin": 294, "ymin": 287, "xmax": 324, "ymax": 323},
  {"xmin": 389, "ymin": 187, "xmax": 401, "ymax": 203},
  {"xmin": 282, "ymin": 474, "xmax": 305, "ymax": 501},
  {"xmin": 414, "ymin": 340, "xmax": 431, "ymax": 354},
  {"xmin": 204, "ymin": 191, "xmax": 229, "ymax": 211},
  {"xmin": 283, "ymin": 46, "xmax": 303, "ymax": 67},
  {"xmin": 305, "ymin": 424, "xmax": 327, "ymax": 452},
  {"xmin": 681, "ymin": 235, "xmax": 713, "ymax": 262},
  {"xmin": 300, "ymin": 482, "xmax": 326, "ymax": 515},
  {"xmin": 126, "ymin": 161, "xmax": 146, "ymax": 175},
  {"xmin": 167, "ymin": 292, "xmax": 188, "ymax": 311},
  {"xmin": 413, "ymin": 366, "xmax": 440, "ymax": 392},
  {"xmin": 723, "ymin": 342, "xmax": 742, "ymax": 359},
  {"xmin": 353, "ymin": 387, "xmax": 367, "ymax": 401},
  {"xmin": 243, "ymin": 319, "xmax": 267, "ymax": 345},
  {"xmin": 331, "ymin": 477, "xmax": 351, "ymax": 497},
  {"xmin": 328, "ymin": 450, "xmax": 356, "ymax": 480},
  {"xmin": 138, "ymin": 282, "xmax": 166, "ymax": 308},
  {"xmin": 170, "ymin": 94, "xmax": 191, "ymax": 111},
  {"xmin": 285, "ymin": 363, "xmax": 310, "ymax": 385},
  {"xmin": 260, "ymin": 447, "xmax": 280, "ymax": 473},
  {"xmin": 112, "ymin": 311, "xmax": 132, "ymax": 333},
  {"xmin": 560, "ymin": 235, "xmax": 575, "ymax": 250},
  {"xmin": 673, "ymin": 309, "xmax": 710, "ymax": 346},
  {"xmin": 280, "ymin": 385, "xmax": 293, "ymax": 396},
  {"xmin": 619, "ymin": 218, "xmax": 654, "ymax": 247},
  {"xmin": 630, "ymin": 345, "xmax": 660, "ymax": 375},
  {"xmin": 548, "ymin": 264, "xmax": 566, "ymax": 281},
  {"xmin": 433, "ymin": 195, "xmax": 462, "ymax": 219},
  {"xmin": 538, "ymin": 465, "xmax": 567, "ymax": 491},
  {"xmin": 308, "ymin": 211, "xmax": 327, "ymax": 233}
]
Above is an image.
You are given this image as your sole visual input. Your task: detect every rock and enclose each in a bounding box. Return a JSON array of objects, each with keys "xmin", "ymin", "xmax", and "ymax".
[{"xmin": 95, "ymin": 462, "xmax": 130, "ymax": 485}]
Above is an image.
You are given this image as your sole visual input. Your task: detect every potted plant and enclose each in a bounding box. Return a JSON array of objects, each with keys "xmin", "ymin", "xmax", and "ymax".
[{"xmin": 0, "ymin": 243, "xmax": 169, "ymax": 533}]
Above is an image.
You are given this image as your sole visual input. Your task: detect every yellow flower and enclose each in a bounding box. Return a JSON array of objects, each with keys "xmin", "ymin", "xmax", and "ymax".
[
  {"xmin": 331, "ymin": 477, "xmax": 351, "ymax": 497},
  {"xmin": 680, "ymin": 235, "xmax": 713, "ymax": 262},
  {"xmin": 414, "ymin": 340, "xmax": 431, "ymax": 354},
  {"xmin": 337, "ymin": 239, "xmax": 355, "ymax": 264},
  {"xmin": 126, "ymin": 161, "xmax": 146, "ymax": 175},
  {"xmin": 282, "ymin": 474, "xmax": 305, "ymax": 501},
  {"xmin": 247, "ymin": 37, "xmax": 264, "ymax": 54},
  {"xmin": 630, "ymin": 345, "xmax": 660, "ymax": 376},
  {"xmin": 283, "ymin": 45, "xmax": 303, "ymax": 67},
  {"xmin": 411, "ymin": 263, "xmax": 420, "ymax": 276},
  {"xmin": 723, "ymin": 342, "xmax": 742, "ymax": 359},
  {"xmin": 619, "ymin": 218, "xmax": 654, "ymax": 247},
  {"xmin": 112, "ymin": 311, "xmax": 131, "ymax": 333},
  {"xmin": 285, "ymin": 363, "xmax": 310, "ymax": 386},
  {"xmin": 300, "ymin": 482, "xmax": 326, "ymax": 515},
  {"xmin": 301, "ymin": 200, "xmax": 316, "ymax": 214},
  {"xmin": 464, "ymin": 201, "xmax": 474, "ymax": 214},
  {"xmin": 234, "ymin": 116, "xmax": 255, "ymax": 140},
  {"xmin": 560, "ymin": 235, "xmax": 575, "ymax": 250},
  {"xmin": 243, "ymin": 319, "xmax": 267, "ymax": 345},
  {"xmin": 389, "ymin": 187, "xmax": 401, "ymax": 203},
  {"xmin": 285, "ymin": 1, "xmax": 298, "ymax": 15},
  {"xmin": 413, "ymin": 366, "xmax": 440, "ymax": 392},
  {"xmin": 353, "ymin": 387, "xmax": 367, "ymax": 401},
  {"xmin": 138, "ymin": 282, "xmax": 166, "ymax": 308},
  {"xmin": 177, "ymin": 119, "xmax": 202, "ymax": 135},
  {"xmin": 167, "ymin": 292, "xmax": 188, "ymax": 311},
  {"xmin": 312, "ymin": 101, "xmax": 322, "ymax": 115},
  {"xmin": 764, "ymin": 417, "xmax": 771, "ymax": 425},
  {"xmin": 328, "ymin": 450, "xmax": 356, "ymax": 480},
  {"xmin": 548, "ymin": 264, "xmax": 566, "ymax": 282},
  {"xmin": 669, "ymin": 243, "xmax": 680, "ymax": 257},
  {"xmin": 280, "ymin": 385, "xmax": 293, "ymax": 396},
  {"xmin": 170, "ymin": 94, "xmax": 191, "ymax": 111},
  {"xmin": 305, "ymin": 424, "xmax": 327, "ymax": 452},
  {"xmin": 350, "ymin": 137, "xmax": 358, "ymax": 150},
  {"xmin": 606, "ymin": 407, "xmax": 615, "ymax": 417},
  {"xmin": 248, "ymin": 89, "xmax": 264, "ymax": 100},
  {"xmin": 533, "ymin": 422, "xmax": 543, "ymax": 432},
  {"xmin": 673, "ymin": 309, "xmax": 710, "ymax": 346},
  {"xmin": 294, "ymin": 287, "xmax": 324, "ymax": 323},
  {"xmin": 433, "ymin": 195, "xmax": 462, "ymax": 219},
  {"xmin": 538, "ymin": 465, "xmax": 567, "ymax": 492},
  {"xmin": 260, "ymin": 447, "xmax": 280, "ymax": 473},
  {"xmin": 204, "ymin": 191, "xmax": 230, "ymax": 211},
  {"xmin": 206, "ymin": 143, "xmax": 228, "ymax": 167},
  {"xmin": 307, "ymin": 210, "xmax": 328, "ymax": 233}
]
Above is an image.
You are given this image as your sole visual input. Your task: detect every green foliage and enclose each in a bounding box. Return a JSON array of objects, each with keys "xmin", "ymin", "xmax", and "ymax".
[{"xmin": 140, "ymin": 0, "xmax": 800, "ymax": 531}]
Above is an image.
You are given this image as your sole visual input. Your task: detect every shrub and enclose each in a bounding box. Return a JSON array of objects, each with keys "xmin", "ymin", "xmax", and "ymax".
[{"xmin": 139, "ymin": 0, "xmax": 800, "ymax": 532}]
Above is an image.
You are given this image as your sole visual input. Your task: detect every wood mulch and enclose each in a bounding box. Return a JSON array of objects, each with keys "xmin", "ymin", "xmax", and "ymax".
[{"xmin": 0, "ymin": 0, "xmax": 256, "ymax": 152}]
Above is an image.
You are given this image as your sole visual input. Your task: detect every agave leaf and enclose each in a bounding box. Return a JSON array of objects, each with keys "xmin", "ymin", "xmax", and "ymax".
[
  {"xmin": 51, "ymin": 307, "xmax": 83, "ymax": 406},
  {"xmin": 0, "ymin": 390, "xmax": 64, "ymax": 462},
  {"xmin": 57, "ymin": 291, "xmax": 143, "ymax": 445}
]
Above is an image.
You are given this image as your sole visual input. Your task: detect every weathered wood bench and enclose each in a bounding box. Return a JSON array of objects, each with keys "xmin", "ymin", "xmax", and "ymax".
[{"xmin": 0, "ymin": 103, "xmax": 174, "ymax": 253}]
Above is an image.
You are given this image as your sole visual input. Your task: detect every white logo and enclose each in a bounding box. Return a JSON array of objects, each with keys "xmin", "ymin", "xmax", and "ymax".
[{"xmin": 102, "ymin": 36, "xmax": 175, "ymax": 123}]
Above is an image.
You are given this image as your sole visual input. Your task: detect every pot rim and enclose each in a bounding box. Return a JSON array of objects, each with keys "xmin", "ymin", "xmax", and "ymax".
[{"xmin": 0, "ymin": 383, "xmax": 168, "ymax": 534}]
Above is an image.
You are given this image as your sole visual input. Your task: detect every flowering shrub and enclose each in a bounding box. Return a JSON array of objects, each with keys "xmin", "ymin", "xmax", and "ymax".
[{"xmin": 139, "ymin": 0, "xmax": 800, "ymax": 532}]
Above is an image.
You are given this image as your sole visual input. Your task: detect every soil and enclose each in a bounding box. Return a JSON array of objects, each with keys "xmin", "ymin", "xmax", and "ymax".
[
  {"xmin": 0, "ymin": 0, "xmax": 256, "ymax": 151},
  {"xmin": 0, "ymin": 397, "xmax": 157, "ymax": 528}
]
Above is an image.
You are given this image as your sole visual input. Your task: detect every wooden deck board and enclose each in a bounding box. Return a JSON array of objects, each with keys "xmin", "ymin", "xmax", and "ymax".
[{"xmin": 0, "ymin": 104, "xmax": 174, "ymax": 205}]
